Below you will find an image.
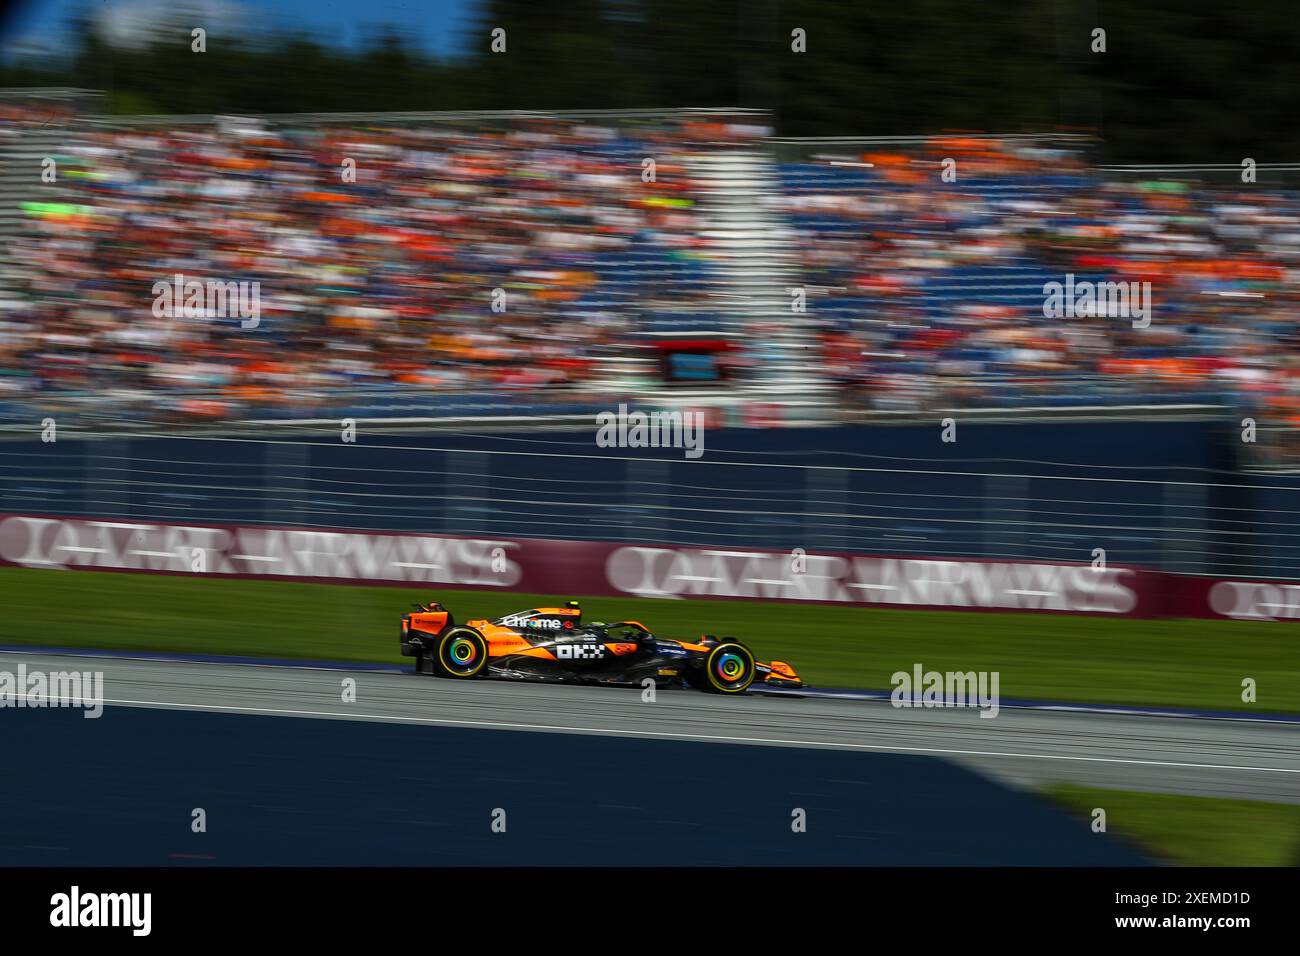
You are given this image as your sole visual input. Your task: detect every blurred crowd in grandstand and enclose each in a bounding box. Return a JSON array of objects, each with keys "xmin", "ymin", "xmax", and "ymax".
[
  {"xmin": 784, "ymin": 139, "xmax": 1300, "ymax": 417},
  {"xmin": 2, "ymin": 107, "xmax": 751, "ymax": 418},
  {"xmin": 2, "ymin": 104, "xmax": 1299, "ymax": 427}
]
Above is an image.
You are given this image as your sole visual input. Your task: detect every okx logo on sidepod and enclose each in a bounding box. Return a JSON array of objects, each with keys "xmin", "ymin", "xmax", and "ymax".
[{"xmin": 556, "ymin": 643, "xmax": 605, "ymax": 660}]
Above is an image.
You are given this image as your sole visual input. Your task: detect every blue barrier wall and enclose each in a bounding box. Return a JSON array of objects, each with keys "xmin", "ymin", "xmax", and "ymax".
[{"xmin": 3, "ymin": 418, "xmax": 1294, "ymax": 578}]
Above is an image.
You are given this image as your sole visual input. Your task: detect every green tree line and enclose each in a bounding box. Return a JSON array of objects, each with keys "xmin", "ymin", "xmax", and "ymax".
[{"xmin": 2, "ymin": 0, "xmax": 1296, "ymax": 162}]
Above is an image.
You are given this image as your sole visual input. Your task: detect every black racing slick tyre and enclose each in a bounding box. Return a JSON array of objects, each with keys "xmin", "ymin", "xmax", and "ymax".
[
  {"xmin": 432, "ymin": 627, "xmax": 490, "ymax": 679},
  {"xmin": 699, "ymin": 642, "xmax": 756, "ymax": 694}
]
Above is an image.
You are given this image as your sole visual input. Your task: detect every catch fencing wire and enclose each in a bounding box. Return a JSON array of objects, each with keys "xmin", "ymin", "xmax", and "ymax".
[{"xmin": 1, "ymin": 431, "xmax": 1297, "ymax": 577}]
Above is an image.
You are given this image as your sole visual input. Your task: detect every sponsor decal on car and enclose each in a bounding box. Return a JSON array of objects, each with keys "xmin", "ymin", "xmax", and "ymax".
[
  {"xmin": 556, "ymin": 644, "xmax": 605, "ymax": 660},
  {"xmin": 501, "ymin": 614, "xmax": 561, "ymax": 629}
]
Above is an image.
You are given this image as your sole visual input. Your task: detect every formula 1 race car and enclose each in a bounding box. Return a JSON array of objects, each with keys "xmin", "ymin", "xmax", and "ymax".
[{"xmin": 399, "ymin": 600, "xmax": 802, "ymax": 694}]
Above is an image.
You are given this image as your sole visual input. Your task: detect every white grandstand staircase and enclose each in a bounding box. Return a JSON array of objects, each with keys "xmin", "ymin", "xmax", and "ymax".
[
  {"xmin": 689, "ymin": 147, "xmax": 824, "ymax": 385},
  {"xmin": 594, "ymin": 142, "xmax": 831, "ymax": 422}
]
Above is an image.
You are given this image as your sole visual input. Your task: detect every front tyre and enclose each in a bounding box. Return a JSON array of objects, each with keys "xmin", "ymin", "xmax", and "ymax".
[
  {"xmin": 433, "ymin": 627, "xmax": 490, "ymax": 679},
  {"xmin": 699, "ymin": 642, "xmax": 755, "ymax": 694}
]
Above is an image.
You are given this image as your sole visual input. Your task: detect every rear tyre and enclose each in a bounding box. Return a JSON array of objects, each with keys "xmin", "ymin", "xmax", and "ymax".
[
  {"xmin": 432, "ymin": 627, "xmax": 490, "ymax": 679},
  {"xmin": 699, "ymin": 642, "xmax": 755, "ymax": 694}
]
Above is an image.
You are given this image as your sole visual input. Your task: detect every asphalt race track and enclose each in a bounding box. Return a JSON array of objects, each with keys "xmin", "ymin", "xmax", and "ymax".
[
  {"xmin": 0, "ymin": 649, "xmax": 1295, "ymax": 864},
  {"xmin": 4, "ymin": 650, "xmax": 1292, "ymax": 800}
]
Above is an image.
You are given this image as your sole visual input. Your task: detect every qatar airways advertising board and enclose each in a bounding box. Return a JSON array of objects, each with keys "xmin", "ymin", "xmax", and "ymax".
[{"xmin": 0, "ymin": 513, "xmax": 1289, "ymax": 621}]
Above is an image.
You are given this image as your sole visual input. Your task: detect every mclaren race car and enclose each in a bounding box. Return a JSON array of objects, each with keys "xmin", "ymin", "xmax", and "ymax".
[{"xmin": 399, "ymin": 600, "xmax": 802, "ymax": 694}]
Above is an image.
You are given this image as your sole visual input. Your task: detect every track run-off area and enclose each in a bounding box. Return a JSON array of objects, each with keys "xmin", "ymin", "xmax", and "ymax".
[
  {"xmin": 1, "ymin": 648, "xmax": 1295, "ymax": 865},
  {"xmin": 3, "ymin": 648, "xmax": 1295, "ymax": 803}
]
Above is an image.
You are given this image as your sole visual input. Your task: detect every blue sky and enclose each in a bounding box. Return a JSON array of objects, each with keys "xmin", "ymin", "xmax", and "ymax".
[{"xmin": 1, "ymin": 0, "xmax": 481, "ymax": 62}]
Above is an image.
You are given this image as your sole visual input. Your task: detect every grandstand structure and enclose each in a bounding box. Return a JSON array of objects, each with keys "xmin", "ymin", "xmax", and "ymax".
[
  {"xmin": 0, "ymin": 101, "xmax": 831, "ymax": 427},
  {"xmin": 777, "ymin": 134, "xmax": 1295, "ymax": 412},
  {"xmin": 2, "ymin": 94, "xmax": 1299, "ymax": 469},
  {"xmin": 0, "ymin": 89, "xmax": 92, "ymax": 315}
]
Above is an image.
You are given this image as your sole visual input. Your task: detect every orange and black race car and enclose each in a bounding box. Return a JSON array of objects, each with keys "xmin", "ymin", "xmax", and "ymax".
[{"xmin": 399, "ymin": 600, "xmax": 802, "ymax": 694}]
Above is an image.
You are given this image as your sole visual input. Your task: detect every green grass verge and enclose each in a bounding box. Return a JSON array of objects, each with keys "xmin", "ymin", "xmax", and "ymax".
[
  {"xmin": 1045, "ymin": 784, "xmax": 1300, "ymax": 866},
  {"xmin": 1, "ymin": 566, "xmax": 1296, "ymax": 712}
]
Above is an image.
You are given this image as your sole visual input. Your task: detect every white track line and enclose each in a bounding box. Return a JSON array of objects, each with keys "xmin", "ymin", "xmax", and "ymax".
[
  {"xmin": 100, "ymin": 697, "xmax": 1299, "ymax": 774},
  {"xmin": 3, "ymin": 649, "xmax": 1291, "ymax": 725}
]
